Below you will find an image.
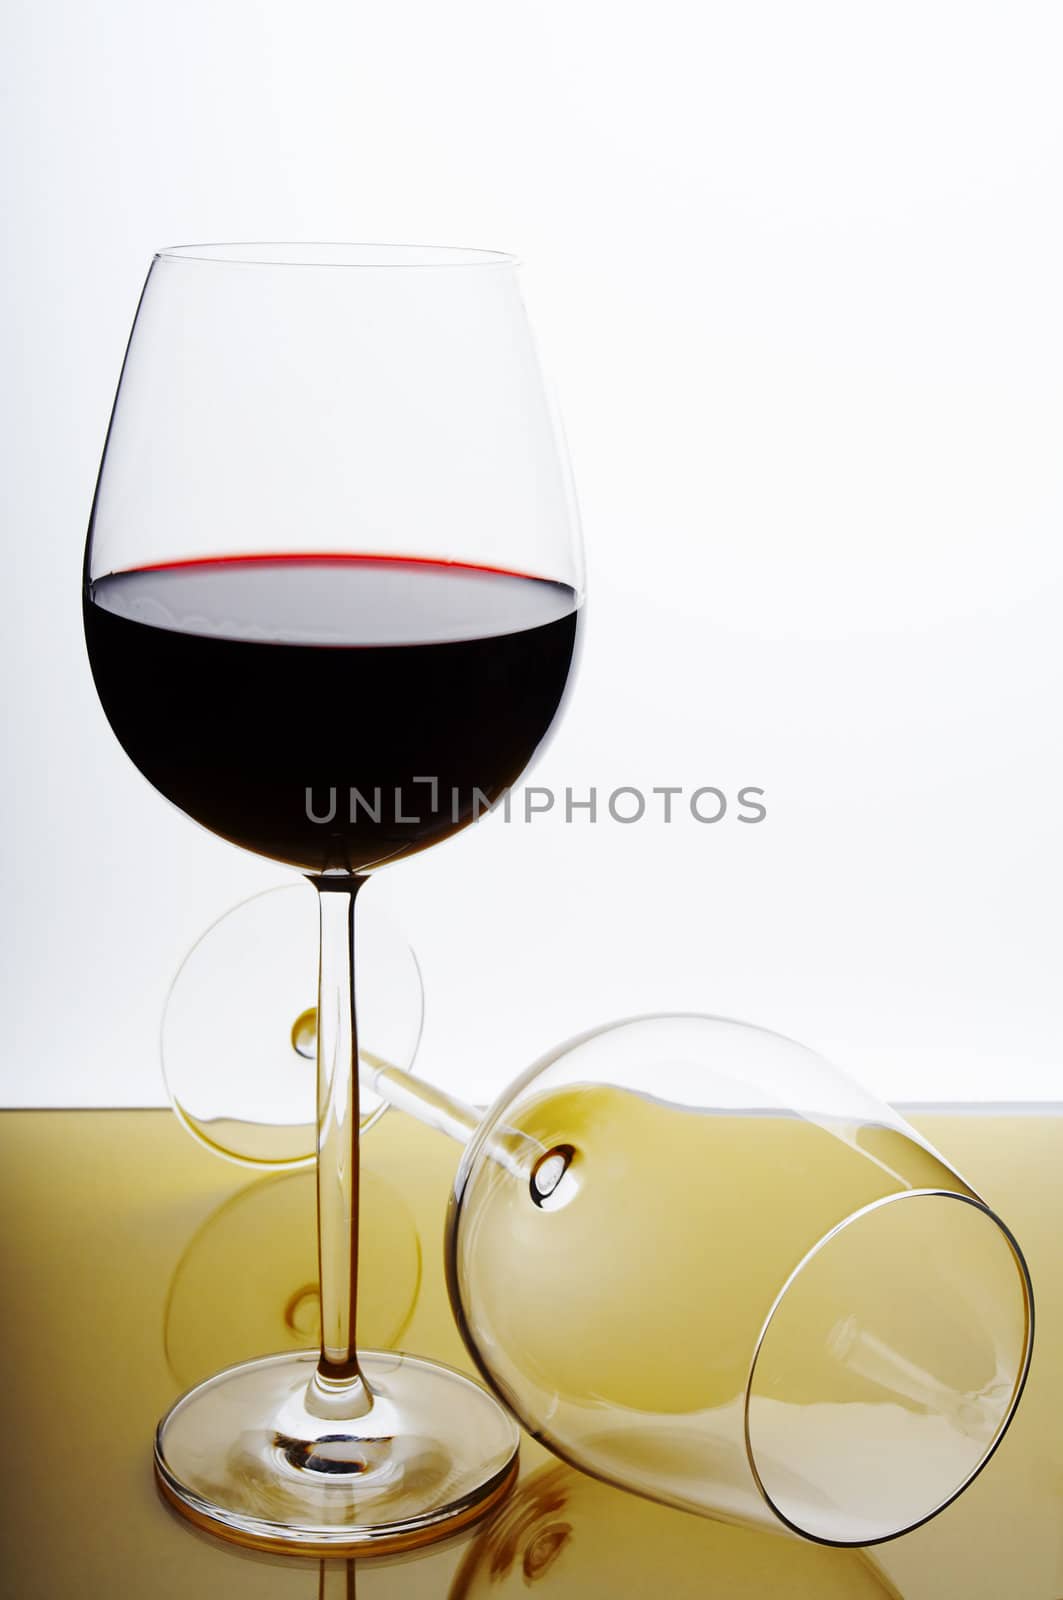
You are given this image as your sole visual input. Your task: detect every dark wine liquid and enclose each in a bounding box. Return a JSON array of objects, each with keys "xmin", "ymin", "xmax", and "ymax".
[{"xmin": 84, "ymin": 556, "xmax": 580, "ymax": 871}]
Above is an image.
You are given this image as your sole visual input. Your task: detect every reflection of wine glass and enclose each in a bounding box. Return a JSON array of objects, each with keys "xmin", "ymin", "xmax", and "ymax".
[
  {"xmin": 83, "ymin": 242, "xmax": 584, "ymax": 1553},
  {"xmin": 317, "ymin": 1564, "xmax": 356, "ymax": 1600},
  {"xmin": 163, "ymin": 1166, "xmax": 421, "ymax": 1392},
  {"xmin": 448, "ymin": 1461, "xmax": 897, "ymax": 1598}
]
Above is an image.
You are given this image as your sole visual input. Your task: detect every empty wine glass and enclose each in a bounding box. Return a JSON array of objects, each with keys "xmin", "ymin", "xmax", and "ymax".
[
  {"xmin": 443, "ymin": 1015, "xmax": 1033, "ymax": 1546},
  {"xmin": 157, "ymin": 906, "xmax": 1034, "ymax": 1550},
  {"xmin": 83, "ymin": 242, "xmax": 584, "ymax": 1554}
]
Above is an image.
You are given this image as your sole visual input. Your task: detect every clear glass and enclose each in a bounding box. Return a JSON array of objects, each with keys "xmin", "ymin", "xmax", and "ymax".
[
  {"xmin": 444, "ymin": 1015, "xmax": 1033, "ymax": 1546},
  {"xmin": 83, "ymin": 241, "xmax": 584, "ymax": 1553},
  {"xmin": 91, "ymin": 243, "xmax": 582, "ymax": 597},
  {"xmin": 162, "ymin": 882, "xmax": 424, "ymax": 1168},
  {"xmin": 158, "ymin": 954, "xmax": 1033, "ymax": 1547}
]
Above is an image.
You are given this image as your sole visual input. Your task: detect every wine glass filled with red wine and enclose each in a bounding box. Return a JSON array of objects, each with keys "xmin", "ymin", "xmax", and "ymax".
[{"xmin": 83, "ymin": 243, "xmax": 584, "ymax": 1555}]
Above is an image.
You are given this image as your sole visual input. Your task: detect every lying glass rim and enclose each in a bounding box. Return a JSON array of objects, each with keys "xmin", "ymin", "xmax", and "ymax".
[{"xmin": 744, "ymin": 1185, "xmax": 1035, "ymax": 1547}]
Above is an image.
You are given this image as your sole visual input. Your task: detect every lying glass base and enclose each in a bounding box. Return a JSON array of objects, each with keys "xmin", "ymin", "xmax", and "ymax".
[{"xmin": 154, "ymin": 1349, "xmax": 520, "ymax": 1556}]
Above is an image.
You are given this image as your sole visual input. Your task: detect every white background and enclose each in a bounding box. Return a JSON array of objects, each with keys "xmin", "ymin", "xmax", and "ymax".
[{"xmin": 2, "ymin": 0, "xmax": 1062, "ymax": 1108}]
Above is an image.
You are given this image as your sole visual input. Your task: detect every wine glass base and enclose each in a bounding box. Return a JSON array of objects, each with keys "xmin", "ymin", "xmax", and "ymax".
[{"xmin": 154, "ymin": 1349, "xmax": 520, "ymax": 1556}]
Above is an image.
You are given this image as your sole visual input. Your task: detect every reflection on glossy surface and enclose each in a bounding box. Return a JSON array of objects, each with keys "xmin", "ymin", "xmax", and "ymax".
[
  {"xmin": 1, "ymin": 1106, "xmax": 1062, "ymax": 1596},
  {"xmin": 318, "ymin": 1564, "xmax": 356, "ymax": 1600},
  {"xmin": 164, "ymin": 1167, "xmax": 422, "ymax": 1391},
  {"xmin": 449, "ymin": 1461, "xmax": 897, "ymax": 1597}
]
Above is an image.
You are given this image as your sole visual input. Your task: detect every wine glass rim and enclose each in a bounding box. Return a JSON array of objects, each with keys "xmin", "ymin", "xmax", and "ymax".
[
  {"xmin": 743, "ymin": 1184, "xmax": 1035, "ymax": 1546},
  {"xmin": 155, "ymin": 242, "xmax": 519, "ymax": 269}
]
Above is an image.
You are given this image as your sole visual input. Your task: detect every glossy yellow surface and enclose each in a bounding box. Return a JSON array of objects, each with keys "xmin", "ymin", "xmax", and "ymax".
[{"xmin": 0, "ymin": 1107, "xmax": 1059, "ymax": 1598}]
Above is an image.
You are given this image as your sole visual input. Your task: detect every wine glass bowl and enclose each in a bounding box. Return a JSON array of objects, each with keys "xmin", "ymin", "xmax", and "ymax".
[{"xmin": 83, "ymin": 242, "xmax": 583, "ymax": 877}]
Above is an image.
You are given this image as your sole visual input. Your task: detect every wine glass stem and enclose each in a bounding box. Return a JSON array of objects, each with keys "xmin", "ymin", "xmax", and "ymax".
[
  {"xmin": 361, "ymin": 1053, "xmax": 481, "ymax": 1145},
  {"xmin": 360, "ymin": 1055, "xmax": 545, "ymax": 1180},
  {"xmin": 312, "ymin": 874, "xmax": 368, "ymax": 1391}
]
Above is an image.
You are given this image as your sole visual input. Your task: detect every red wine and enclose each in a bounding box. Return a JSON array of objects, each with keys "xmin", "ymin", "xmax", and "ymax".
[{"xmin": 84, "ymin": 555, "xmax": 580, "ymax": 872}]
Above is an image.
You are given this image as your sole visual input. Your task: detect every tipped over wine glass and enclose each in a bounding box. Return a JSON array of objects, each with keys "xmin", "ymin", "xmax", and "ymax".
[{"xmin": 163, "ymin": 888, "xmax": 1033, "ymax": 1549}]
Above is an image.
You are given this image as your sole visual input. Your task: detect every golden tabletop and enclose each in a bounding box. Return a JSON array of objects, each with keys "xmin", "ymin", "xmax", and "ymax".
[{"xmin": 1, "ymin": 1106, "xmax": 1060, "ymax": 1598}]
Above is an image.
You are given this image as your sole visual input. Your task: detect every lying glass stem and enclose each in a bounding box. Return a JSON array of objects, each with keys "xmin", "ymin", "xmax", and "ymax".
[{"xmin": 359, "ymin": 1050, "xmax": 543, "ymax": 1180}]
